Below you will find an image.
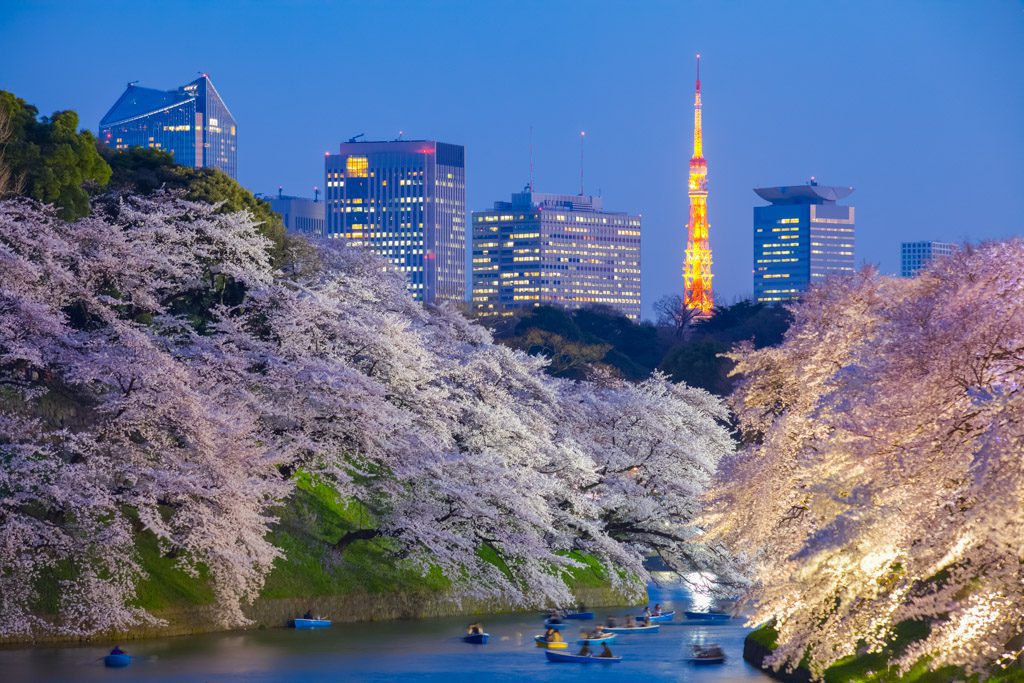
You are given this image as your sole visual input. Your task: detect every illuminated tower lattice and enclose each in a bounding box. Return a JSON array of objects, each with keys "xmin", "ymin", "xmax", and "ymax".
[{"xmin": 684, "ymin": 54, "xmax": 714, "ymax": 316}]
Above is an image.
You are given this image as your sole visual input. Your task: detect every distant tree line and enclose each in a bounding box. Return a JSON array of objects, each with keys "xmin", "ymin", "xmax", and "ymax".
[{"xmin": 481, "ymin": 296, "xmax": 791, "ymax": 396}]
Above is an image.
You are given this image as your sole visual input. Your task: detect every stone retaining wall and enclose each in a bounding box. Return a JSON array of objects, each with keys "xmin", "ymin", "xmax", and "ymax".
[{"xmin": 2, "ymin": 584, "xmax": 639, "ymax": 645}]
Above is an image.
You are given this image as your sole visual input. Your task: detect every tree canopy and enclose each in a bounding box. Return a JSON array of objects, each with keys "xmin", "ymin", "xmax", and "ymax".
[
  {"xmin": 707, "ymin": 249, "xmax": 1024, "ymax": 678},
  {"xmin": 0, "ymin": 193, "xmax": 735, "ymax": 637},
  {"xmin": 0, "ymin": 91, "xmax": 111, "ymax": 220}
]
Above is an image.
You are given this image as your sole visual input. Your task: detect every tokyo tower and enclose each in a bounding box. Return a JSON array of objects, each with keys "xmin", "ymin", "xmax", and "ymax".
[{"xmin": 683, "ymin": 54, "xmax": 714, "ymax": 316}]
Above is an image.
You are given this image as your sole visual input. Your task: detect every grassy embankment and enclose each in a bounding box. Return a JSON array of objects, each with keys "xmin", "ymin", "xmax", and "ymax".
[
  {"xmin": 126, "ymin": 472, "xmax": 617, "ymax": 616},
  {"xmin": 747, "ymin": 622, "xmax": 1024, "ymax": 683}
]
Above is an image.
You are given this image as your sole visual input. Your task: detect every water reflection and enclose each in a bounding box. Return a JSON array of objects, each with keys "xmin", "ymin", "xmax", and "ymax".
[{"xmin": 1, "ymin": 585, "xmax": 771, "ymax": 682}]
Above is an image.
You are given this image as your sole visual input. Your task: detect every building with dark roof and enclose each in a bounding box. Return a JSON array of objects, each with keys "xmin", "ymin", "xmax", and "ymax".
[
  {"xmin": 753, "ymin": 180, "xmax": 855, "ymax": 303},
  {"xmin": 99, "ymin": 75, "xmax": 237, "ymax": 178},
  {"xmin": 324, "ymin": 139, "xmax": 466, "ymax": 305}
]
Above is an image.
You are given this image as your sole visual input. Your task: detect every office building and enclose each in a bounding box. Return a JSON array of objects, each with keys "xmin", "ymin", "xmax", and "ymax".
[
  {"xmin": 471, "ymin": 190, "xmax": 642, "ymax": 320},
  {"xmin": 753, "ymin": 181, "xmax": 855, "ymax": 303},
  {"xmin": 266, "ymin": 190, "xmax": 326, "ymax": 236},
  {"xmin": 901, "ymin": 241, "xmax": 956, "ymax": 277},
  {"xmin": 99, "ymin": 75, "xmax": 237, "ymax": 178},
  {"xmin": 325, "ymin": 139, "xmax": 465, "ymax": 304}
]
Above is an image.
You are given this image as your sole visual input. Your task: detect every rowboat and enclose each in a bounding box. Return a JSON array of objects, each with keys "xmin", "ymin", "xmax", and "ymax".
[
  {"xmin": 103, "ymin": 654, "xmax": 131, "ymax": 668},
  {"xmin": 290, "ymin": 618, "xmax": 332, "ymax": 629},
  {"xmin": 686, "ymin": 644, "xmax": 726, "ymax": 663},
  {"xmin": 544, "ymin": 619, "xmax": 567, "ymax": 630},
  {"xmin": 576, "ymin": 633, "xmax": 617, "ymax": 644},
  {"xmin": 463, "ymin": 632, "xmax": 490, "ymax": 644},
  {"xmin": 603, "ymin": 624, "xmax": 659, "ymax": 634},
  {"xmin": 545, "ymin": 650, "xmax": 622, "ymax": 663},
  {"xmin": 534, "ymin": 635, "xmax": 569, "ymax": 649},
  {"xmin": 648, "ymin": 610, "xmax": 675, "ymax": 622},
  {"xmin": 563, "ymin": 611, "xmax": 595, "ymax": 620},
  {"xmin": 683, "ymin": 610, "xmax": 730, "ymax": 622}
]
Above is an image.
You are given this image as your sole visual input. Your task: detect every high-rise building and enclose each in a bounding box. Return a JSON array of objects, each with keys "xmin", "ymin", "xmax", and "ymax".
[
  {"xmin": 99, "ymin": 75, "xmax": 237, "ymax": 178},
  {"xmin": 324, "ymin": 140, "xmax": 465, "ymax": 304},
  {"xmin": 684, "ymin": 54, "xmax": 714, "ymax": 317},
  {"xmin": 471, "ymin": 191, "xmax": 642, "ymax": 320},
  {"xmin": 265, "ymin": 190, "xmax": 326, "ymax": 236},
  {"xmin": 901, "ymin": 241, "xmax": 956, "ymax": 278},
  {"xmin": 753, "ymin": 181, "xmax": 856, "ymax": 303}
]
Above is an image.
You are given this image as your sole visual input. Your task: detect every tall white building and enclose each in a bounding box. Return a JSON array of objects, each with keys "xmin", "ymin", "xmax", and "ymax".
[{"xmin": 471, "ymin": 191, "xmax": 642, "ymax": 320}]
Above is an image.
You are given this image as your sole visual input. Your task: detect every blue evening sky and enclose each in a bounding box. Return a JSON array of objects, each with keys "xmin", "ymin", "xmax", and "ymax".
[{"xmin": 2, "ymin": 0, "xmax": 1022, "ymax": 318}]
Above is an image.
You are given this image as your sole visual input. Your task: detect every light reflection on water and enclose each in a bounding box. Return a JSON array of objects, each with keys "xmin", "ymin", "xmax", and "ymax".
[{"xmin": 1, "ymin": 585, "xmax": 772, "ymax": 682}]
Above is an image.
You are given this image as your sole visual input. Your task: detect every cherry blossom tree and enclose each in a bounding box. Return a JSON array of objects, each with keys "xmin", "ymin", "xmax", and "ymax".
[
  {"xmin": 708, "ymin": 246, "xmax": 1024, "ymax": 678},
  {"xmin": 0, "ymin": 193, "xmax": 735, "ymax": 637}
]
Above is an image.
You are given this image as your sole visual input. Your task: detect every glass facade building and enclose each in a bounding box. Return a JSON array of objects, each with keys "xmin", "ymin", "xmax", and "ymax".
[
  {"xmin": 99, "ymin": 75, "xmax": 237, "ymax": 178},
  {"xmin": 471, "ymin": 191, "xmax": 642, "ymax": 320},
  {"xmin": 265, "ymin": 192, "xmax": 326, "ymax": 236},
  {"xmin": 753, "ymin": 182, "xmax": 855, "ymax": 303},
  {"xmin": 324, "ymin": 140, "xmax": 466, "ymax": 305},
  {"xmin": 901, "ymin": 241, "xmax": 957, "ymax": 278}
]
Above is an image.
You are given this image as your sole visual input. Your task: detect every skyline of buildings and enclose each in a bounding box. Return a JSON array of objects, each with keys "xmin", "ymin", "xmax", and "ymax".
[
  {"xmin": 324, "ymin": 139, "xmax": 466, "ymax": 305},
  {"xmin": 99, "ymin": 75, "xmax": 238, "ymax": 178},
  {"xmin": 901, "ymin": 240, "xmax": 957, "ymax": 278},
  {"xmin": 753, "ymin": 181, "xmax": 856, "ymax": 303},
  {"xmin": 470, "ymin": 190, "xmax": 642, "ymax": 320},
  {"xmin": 90, "ymin": 72, "xmax": 924, "ymax": 318}
]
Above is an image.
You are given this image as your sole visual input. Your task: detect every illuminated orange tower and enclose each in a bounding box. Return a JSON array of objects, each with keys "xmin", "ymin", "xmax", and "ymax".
[{"xmin": 684, "ymin": 54, "xmax": 714, "ymax": 316}]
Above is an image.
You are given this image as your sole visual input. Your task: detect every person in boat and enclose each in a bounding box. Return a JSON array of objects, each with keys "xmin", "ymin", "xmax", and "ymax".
[
  {"xmin": 467, "ymin": 623, "xmax": 483, "ymax": 635},
  {"xmin": 598, "ymin": 643, "xmax": 615, "ymax": 658},
  {"xmin": 652, "ymin": 603, "xmax": 662, "ymax": 616},
  {"xmin": 303, "ymin": 610, "xmax": 313, "ymax": 619},
  {"xmin": 546, "ymin": 610, "xmax": 562, "ymax": 624},
  {"xmin": 592, "ymin": 625, "xmax": 605, "ymax": 637},
  {"xmin": 547, "ymin": 627, "xmax": 563, "ymax": 643},
  {"xmin": 624, "ymin": 615, "xmax": 635, "ymax": 628},
  {"xmin": 643, "ymin": 606, "xmax": 652, "ymax": 619},
  {"xmin": 109, "ymin": 645, "xmax": 125, "ymax": 656},
  {"xmin": 578, "ymin": 642, "xmax": 591, "ymax": 657},
  {"xmin": 605, "ymin": 616, "xmax": 618, "ymax": 628}
]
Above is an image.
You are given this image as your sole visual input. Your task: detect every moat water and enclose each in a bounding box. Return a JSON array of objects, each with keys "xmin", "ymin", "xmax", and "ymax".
[{"xmin": 3, "ymin": 585, "xmax": 773, "ymax": 682}]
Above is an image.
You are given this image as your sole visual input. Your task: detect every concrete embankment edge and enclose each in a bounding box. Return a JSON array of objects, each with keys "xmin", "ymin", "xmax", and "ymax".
[{"xmin": 3, "ymin": 584, "xmax": 640, "ymax": 645}]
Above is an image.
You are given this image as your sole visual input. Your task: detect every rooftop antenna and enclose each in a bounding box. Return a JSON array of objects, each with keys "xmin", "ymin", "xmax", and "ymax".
[
  {"xmin": 398, "ymin": 130, "xmax": 405, "ymax": 140},
  {"xmin": 528, "ymin": 125, "xmax": 535, "ymax": 192},
  {"xmin": 127, "ymin": 80, "xmax": 139, "ymax": 88},
  {"xmin": 347, "ymin": 133, "xmax": 365, "ymax": 143},
  {"xmin": 313, "ymin": 186, "xmax": 320, "ymax": 202},
  {"xmin": 278, "ymin": 185, "xmax": 283, "ymax": 199},
  {"xmin": 579, "ymin": 130, "xmax": 586, "ymax": 195}
]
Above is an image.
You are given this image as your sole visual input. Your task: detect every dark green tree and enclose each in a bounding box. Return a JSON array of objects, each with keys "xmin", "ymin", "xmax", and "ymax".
[
  {"xmin": 0, "ymin": 91, "xmax": 111, "ymax": 219},
  {"xmin": 101, "ymin": 146, "xmax": 287, "ymax": 261}
]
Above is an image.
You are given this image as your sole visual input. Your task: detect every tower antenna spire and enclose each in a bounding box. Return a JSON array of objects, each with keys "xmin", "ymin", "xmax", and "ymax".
[
  {"xmin": 529, "ymin": 125, "xmax": 534, "ymax": 192},
  {"xmin": 579, "ymin": 130, "xmax": 586, "ymax": 195}
]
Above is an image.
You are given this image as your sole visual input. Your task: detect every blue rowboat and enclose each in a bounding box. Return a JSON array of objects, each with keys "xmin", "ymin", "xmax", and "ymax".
[
  {"xmin": 545, "ymin": 650, "xmax": 622, "ymax": 663},
  {"xmin": 576, "ymin": 633, "xmax": 617, "ymax": 644},
  {"xmin": 603, "ymin": 624, "xmax": 659, "ymax": 634},
  {"xmin": 103, "ymin": 654, "xmax": 131, "ymax": 668},
  {"xmin": 290, "ymin": 618, "xmax": 332, "ymax": 629},
  {"xmin": 544, "ymin": 620, "xmax": 567, "ymax": 630},
  {"xmin": 683, "ymin": 610, "xmax": 730, "ymax": 621},
  {"xmin": 463, "ymin": 632, "xmax": 489, "ymax": 644},
  {"xmin": 563, "ymin": 611, "xmax": 595, "ymax": 620},
  {"xmin": 648, "ymin": 610, "xmax": 675, "ymax": 622}
]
